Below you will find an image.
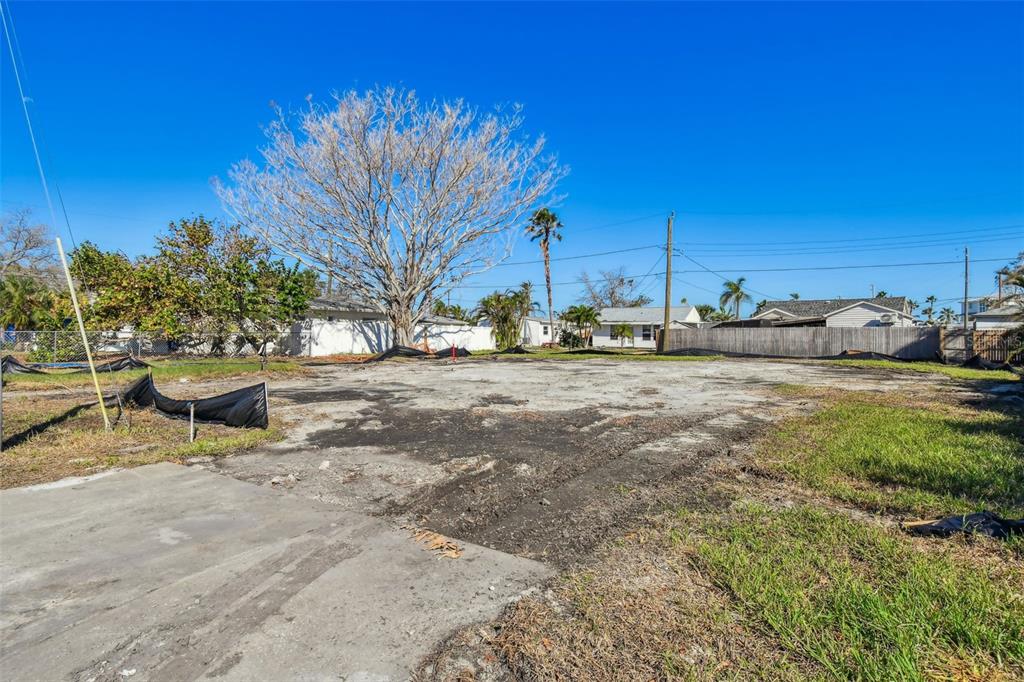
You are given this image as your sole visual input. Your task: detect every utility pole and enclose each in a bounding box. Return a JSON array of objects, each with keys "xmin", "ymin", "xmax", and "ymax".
[
  {"xmin": 659, "ymin": 211, "xmax": 675, "ymax": 353},
  {"xmin": 963, "ymin": 246, "xmax": 970, "ymax": 331}
]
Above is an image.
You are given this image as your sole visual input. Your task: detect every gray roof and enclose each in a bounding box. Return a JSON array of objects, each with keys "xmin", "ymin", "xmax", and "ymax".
[
  {"xmin": 308, "ymin": 296, "xmax": 373, "ymax": 313},
  {"xmin": 599, "ymin": 306, "xmax": 695, "ymax": 324},
  {"xmin": 309, "ymin": 297, "xmax": 469, "ymax": 325},
  {"xmin": 755, "ymin": 297, "xmax": 909, "ymax": 318},
  {"xmin": 973, "ymin": 301, "xmax": 1022, "ymax": 318}
]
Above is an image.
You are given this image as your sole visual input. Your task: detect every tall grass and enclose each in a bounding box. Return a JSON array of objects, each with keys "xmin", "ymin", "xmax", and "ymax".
[
  {"xmin": 759, "ymin": 395, "xmax": 1024, "ymax": 517},
  {"xmin": 692, "ymin": 504, "xmax": 1024, "ymax": 680}
]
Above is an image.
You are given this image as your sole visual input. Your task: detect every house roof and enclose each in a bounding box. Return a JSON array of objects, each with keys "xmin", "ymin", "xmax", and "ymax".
[
  {"xmin": 973, "ymin": 300, "xmax": 1022, "ymax": 318},
  {"xmin": 308, "ymin": 296, "xmax": 374, "ymax": 313},
  {"xmin": 308, "ymin": 297, "xmax": 469, "ymax": 325},
  {"xmin": 600, "ymin": 306, "xmax": 696, "ymax": 324},
  {"xmin": 753, "ymin": 297, "xmax": 909, "ymax": 319}
]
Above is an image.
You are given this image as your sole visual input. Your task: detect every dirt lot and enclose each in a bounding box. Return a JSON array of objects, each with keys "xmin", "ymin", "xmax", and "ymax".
[{"xmin": 206, "ymin": 357, "xmax": 942, "ymax": 567}]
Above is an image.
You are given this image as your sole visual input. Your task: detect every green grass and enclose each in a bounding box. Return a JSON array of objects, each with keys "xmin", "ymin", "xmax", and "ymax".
[
  {"xmin": 760, "ymin": 391, "xmax": 1024, "ymax": 518},
  {"xmin": 3, "ymin": 357, "xmax": 303, "ymax": 390},
  {"xmin": 689, "ymin": 504, "xmax": 1024, "ymax": 681},
  {"xmin": 823, "ymin": 358, "xmax": 1020, "ymax": 382}
]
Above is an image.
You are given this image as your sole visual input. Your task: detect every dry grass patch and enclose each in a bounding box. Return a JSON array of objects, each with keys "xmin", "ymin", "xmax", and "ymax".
[
  {"xmin": 491, "ymin": 519, "xmax": 815, "ymax": 681},
  {"xmin": 1, "ymin": 394, "xmax": 280, "ymax": 488}
]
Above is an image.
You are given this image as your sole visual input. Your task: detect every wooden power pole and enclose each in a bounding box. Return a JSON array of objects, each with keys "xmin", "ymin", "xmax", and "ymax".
[
  {"xmin": 659, "ymin": 211, "xmax": 675, "ymax": 353},
  {"xmin": 963, "ymin": 246, "xmax": 970, "ymax": 331}
]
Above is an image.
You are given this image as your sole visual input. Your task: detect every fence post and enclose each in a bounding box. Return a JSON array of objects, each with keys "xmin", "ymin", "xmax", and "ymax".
[{"xmin": 53, "ymin": 331, "xmax": 58, "ymax": 360}]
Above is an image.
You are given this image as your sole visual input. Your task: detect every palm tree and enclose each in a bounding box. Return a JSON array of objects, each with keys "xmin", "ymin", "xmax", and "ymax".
[
  {"xmin": 708, "ymin": 306, "xmax": 733, "ymax": 322},
  {"xmin": 526, "ymin": 208, "xmax": 563, "ymax": 347},
  {"xmin": 561, "ymin": 304, "xmax": 600, "ymax": 346},
  {"xmin": 876, "ymin": 290, "xmax": 889, "ymax": 298},
  {"xmin": 611, "ymin": 323, "xmax": 633, "ymax": 349},
  {"xmin": 923, "ymin": 295, "xmax": 937, "ymax": 324},
  {"xmin": 475, "ymin": 282, "xmax": 539, "ymax": 350},
  {"xmin": 938, "ymin": 307, "xmax": 956, "ymax": 326},
  {"xmin": 719, "ymin": 278, "xmax": 752, "ymax": 320},
  {"xmin": 789, "ymin": 292, "xmax": 800, "ymax": 300}
]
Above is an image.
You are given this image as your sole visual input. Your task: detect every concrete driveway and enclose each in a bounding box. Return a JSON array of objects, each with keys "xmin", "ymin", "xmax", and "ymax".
[{"xmin": 0, "ymin": 463, "xmax": 549, "ymax": 681}]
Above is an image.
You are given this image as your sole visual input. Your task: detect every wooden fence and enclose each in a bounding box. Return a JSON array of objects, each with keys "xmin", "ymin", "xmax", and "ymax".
[
  {"xmin": 666, "ymin": 327, "xmax": 941, "ymax": 360},
  {"xmin": 940, "ymin": 329, "xmax": 1013, "ymax": 364}
]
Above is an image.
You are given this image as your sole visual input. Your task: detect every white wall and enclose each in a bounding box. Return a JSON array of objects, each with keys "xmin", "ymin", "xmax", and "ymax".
[
  {"xmin": 592, "ymin": 324, "xmax": 657, "ymax": 348},
  {"xmin": 300, "ymin": 319, "xmax": 495, "ymax": 356},
  {"xmin": 522, "ymin": 319, "xmax": 555, "ymax": 345},
  {"xmin": 826, "ymin": 303, "xmax": 913, "ymax": 328}
]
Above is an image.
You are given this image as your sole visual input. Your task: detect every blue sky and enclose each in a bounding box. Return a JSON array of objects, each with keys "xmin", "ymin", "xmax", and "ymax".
[{"xmin": 3, "ymin": 1, "xmax": 1022, "ymax": 314}]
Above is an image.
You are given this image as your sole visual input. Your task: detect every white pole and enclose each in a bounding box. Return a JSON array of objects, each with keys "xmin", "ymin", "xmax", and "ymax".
[
  {"xmin": 189, "ymin": 402, "xmax": 195, "ymax": 443},
  {"xmin": 55, "ymin": 237, "xmax": 110, "ymax": 430}
]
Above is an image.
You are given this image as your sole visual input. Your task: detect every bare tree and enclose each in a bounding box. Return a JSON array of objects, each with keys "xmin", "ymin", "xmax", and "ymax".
[
  {"xmin": 216, "ymin": 87, "xmax": 566, "ymax": 346},
  {"xmin": 1, "ymin": 209, "xmax": 54, "ymax": 278},
  {"xmin": 579, "ymin": 267, "xmax": 653, "ymax": 309}
]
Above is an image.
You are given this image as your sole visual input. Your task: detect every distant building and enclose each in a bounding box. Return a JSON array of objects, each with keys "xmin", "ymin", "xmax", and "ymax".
[
  {"xmin": 295, "ymin": 296, "xmax": 494, "ymax": 354},
  {"xmin": 592, "ymin": 306, "xmax": 701, "ymax": 348},
  {"xmin": 972, "ymin": 300, "xmax": 1022, "ymax": 330},
  {"xmin": 751, "ymin": 297, "xmax": 916, "ymax": 328}
]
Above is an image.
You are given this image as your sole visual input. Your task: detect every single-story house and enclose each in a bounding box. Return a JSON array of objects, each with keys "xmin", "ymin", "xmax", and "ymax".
[
  {"xmin": 751, "ymin": 297, "xmax": 916, "ymax": 328},
  {"xmin": 592, "ymin": 306, "xmax": 701, "ymax": 348},
  {"xmin": 522, "ymin": 316, "xmax": 558, "ymax": 345},
  {"xmin": 294, "ymin": 296, "xmax": 495, "ymax": 355},
  {"xmin": 972, "ymin": 300, "xmax": 1021, "ymax": 330}
]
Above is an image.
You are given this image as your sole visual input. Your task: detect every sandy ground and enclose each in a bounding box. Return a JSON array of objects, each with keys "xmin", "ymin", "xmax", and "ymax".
[{"xmin": 208, "ymin": 357, "xmax": 937, "ymax": 566}]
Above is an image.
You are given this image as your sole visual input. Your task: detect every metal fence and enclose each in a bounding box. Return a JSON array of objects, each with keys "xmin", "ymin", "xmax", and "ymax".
[
  {"xmin": 1, "ymin": 330, "xmax": 310, "ymax": 364},
  {"xmin": 666, "ymin": 326, "xmax": 942, "ymax": 360}
]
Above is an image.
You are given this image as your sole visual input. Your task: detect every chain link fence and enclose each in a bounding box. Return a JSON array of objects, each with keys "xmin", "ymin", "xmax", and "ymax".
[{"xmin": 1, "ymin": 330, "xmax": 311, "ymax": 364}]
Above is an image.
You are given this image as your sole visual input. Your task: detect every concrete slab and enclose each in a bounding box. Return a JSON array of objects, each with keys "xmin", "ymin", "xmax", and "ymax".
[{"xmin": 0, "ymin": 463, "xmax": 551, "ymax": 681}]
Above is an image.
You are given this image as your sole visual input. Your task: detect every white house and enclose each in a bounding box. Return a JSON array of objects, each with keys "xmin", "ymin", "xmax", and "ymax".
[
  {"xmin": 522, "ymin": 315, "xmax": 557, "ymax": 345},
  {"xmin": 972, "ymin": 300, "xmax": 1021, "ymax": 330},
  {"xmin": 751, "ymin": 297, "xmax": 916, "ymax": 327},
  {"xmin": 294, "ymin": 297, "xmax": 494, "ymax": 355},
  {"xmin": 592, "ymin": 306, "xmax": 701, "ymax": 348}
]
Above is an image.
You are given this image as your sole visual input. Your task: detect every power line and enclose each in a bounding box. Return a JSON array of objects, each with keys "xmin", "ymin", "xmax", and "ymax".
[
  {"xmin": 676, "ymin": 256, "xmax": 1015, "ymax": 274},
  {"xmin": 682, "ymin": 223, "xmax": 1023, "ymax": 247},
  {"xmin": 683, "ymin": 231, "xmax": 1022, "ymax": 257},
  {"xmin": 491, "ymin": 244, "xmax": 662, "ymax": 268},
  {"xmin": 0, "ymin": 0, "xmax": 72, "ymax": 248},
  {"xmin": 680, "ymin": 255, "xmax": 782, "ymax": 300}
]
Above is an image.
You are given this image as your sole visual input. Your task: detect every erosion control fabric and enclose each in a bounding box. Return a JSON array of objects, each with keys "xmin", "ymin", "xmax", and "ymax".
[
  {"xmin": 1, "ymin": 355, "xmax": 43, "ymax": 374},
  {"xmin": 1, "ymin": 355, "xmax": 148, "ymax": 374},
  {"xmin": 79, "ymin": 356, "xmax": 150, "ymax": 373},
  {"xmin": 903, "ymin": 512, "xmax": 1024, "ymax": 540},
  {"xmin": 119, "ymin": 374, "xmax": 268, "ymax": 428}
]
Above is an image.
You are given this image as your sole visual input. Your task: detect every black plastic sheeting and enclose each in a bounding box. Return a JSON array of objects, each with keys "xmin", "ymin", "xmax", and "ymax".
[
  {"xmin": 498, "ymin": 345, "xmax": 532, "ymax": 355},
  {"xmin": 118, "ymin": 374, "xmax": 268, "ymax": 428},
  {"xmin": 1, "ymin": 355, "xmax": 43, "ymax": 374},
  {"xmin": 962, "ymin": 354, "xmax": 1020, "ymax": 373},
  {"xmin": 367, "ymin": 345, "xmax": 472, "ymax": 362},
  {"xmin": 367, "ymin": 345, "xmax": 429, "ymax": 362},
  {"xmin": 904, "ymin": 512, "xmax": 1024, "ymax": 540},
  {"xmin": 2, "ymin": 355, "xmax": 148, "ymax": 375},
  {"xmin": 434, "ymin": 346, "xmax": 472, "ymax": 358},
  {"xmin": 79, "ymin": 356, "xmax": 150, "ymax": 373}
]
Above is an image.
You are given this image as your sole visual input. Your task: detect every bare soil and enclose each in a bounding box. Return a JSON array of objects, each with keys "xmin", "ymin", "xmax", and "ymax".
[{"xmin": 206, "ymin": 357, "xmax": 937, "ymax": 566}]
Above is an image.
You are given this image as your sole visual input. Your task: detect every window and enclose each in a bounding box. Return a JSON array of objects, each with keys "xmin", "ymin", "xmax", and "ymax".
[
  {"xmin": 542, "ymin": 325, "xmax": 549, "ymax": 335},
  {"xmin": 610, "ymin": 325, "xmax": 618, "ymax": 340},
  {"xmin": 641, "ymin": 325, "xmax": 652, "ymax": 341}
]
